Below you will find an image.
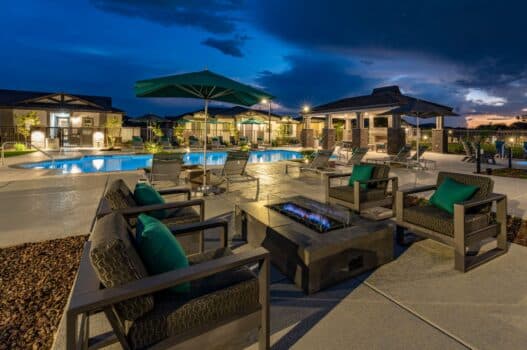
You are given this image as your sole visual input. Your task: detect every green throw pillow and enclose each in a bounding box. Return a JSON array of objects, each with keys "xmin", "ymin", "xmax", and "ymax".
[
  {"xmin": 429, "ymin": 177, "xmax": 479, "ymax": 215},
  {"xmin": 136, "ymin": 214, "xmax": 190, "ymax": 293},
  {"xmin": 348, "ymin": 164, "xmax": 374, "ymax": 189},
  {"xmin": 134, "ymin": 183, "xmax": 167, "ymax": 219}
]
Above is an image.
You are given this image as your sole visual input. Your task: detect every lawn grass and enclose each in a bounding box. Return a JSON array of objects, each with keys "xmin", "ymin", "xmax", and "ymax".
[{"xmin": 2, "ymin": 150, "xmax": 36, "ymax": 158}]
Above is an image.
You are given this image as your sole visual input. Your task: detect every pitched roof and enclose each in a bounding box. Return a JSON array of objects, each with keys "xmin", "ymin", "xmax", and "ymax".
[
  {"xmin": 165, "ymin": 105, "xmax": 284, "ymax": 120},
  {"xmin": 0, "ymin": 88, "xmax": 123, "ymax": 112},
  {"xmin": 311, "ymin": 85, "xmax": 452, "ymax": 114}
]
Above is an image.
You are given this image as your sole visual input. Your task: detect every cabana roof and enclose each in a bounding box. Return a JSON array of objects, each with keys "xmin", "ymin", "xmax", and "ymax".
[{"xmin": 311, "ymin": 86, "xmax": 453, "ymax": 114}]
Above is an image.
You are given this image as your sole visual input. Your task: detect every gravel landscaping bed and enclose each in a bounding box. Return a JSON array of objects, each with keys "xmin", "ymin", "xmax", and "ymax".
[
  {"xmin": 490, "ymin": 168, "xmax": 527, "ymax": 179},
  {"xmin": 0, "ymin": 235, "xmax": 88, "ymax": 349}
]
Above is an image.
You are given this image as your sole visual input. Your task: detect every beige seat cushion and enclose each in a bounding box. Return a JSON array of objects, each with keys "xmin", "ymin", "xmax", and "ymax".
[
  {"xmin": 126, "ymin": 247, "xmax": 259, "ymax": 349},
  {"xmin": 328, "ymin": 185, "xmax": 386, "ymax": 204},
  {"xmin": 403, "ymin": 205, "xmax": 491, "ymax": 237}
]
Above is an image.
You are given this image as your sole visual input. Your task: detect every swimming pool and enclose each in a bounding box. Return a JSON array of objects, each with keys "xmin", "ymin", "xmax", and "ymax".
[{"xmin": 20, "ymin": 150, "xmax": 303, "ymax": 174}]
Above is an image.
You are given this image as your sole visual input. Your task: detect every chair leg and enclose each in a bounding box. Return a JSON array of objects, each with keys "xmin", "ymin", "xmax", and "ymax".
[
  {"xmin": 396, "ymin": 225, "xmax": 406, "ymax": 245},
  {"xmin": 453, "ymin": 205, "xmax": 467, "ymax": 272}
]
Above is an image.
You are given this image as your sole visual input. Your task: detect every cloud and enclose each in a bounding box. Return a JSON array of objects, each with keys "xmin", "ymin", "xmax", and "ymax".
[
  {"xmin": 247, "ymin": 1, "xmax": 527, "ymax": 90},
  {"xmin": 256, "ymin": 55, "xmax": 377, "ymax": 112},
  {"xmin": 91, "ymin": 0, "xmax": 242, "ymax": 34},
  {"xmin": 201, "ymin": 36, "xmax": 247, "ymax": 57},
  {"xmin": 465, "ymin": 89, "xmax": 507, "ymax": 107}
]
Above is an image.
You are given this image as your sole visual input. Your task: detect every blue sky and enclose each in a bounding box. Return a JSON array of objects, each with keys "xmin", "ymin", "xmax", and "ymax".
[{"xmin": 1, "ymin": 0, "xmax": 526, "ymax": 125}]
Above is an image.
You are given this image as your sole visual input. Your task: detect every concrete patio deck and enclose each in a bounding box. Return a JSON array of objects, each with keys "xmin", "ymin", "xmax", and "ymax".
[{"xmin": 1, "ymin": 150, "xmax": 527, "ymax": 349}]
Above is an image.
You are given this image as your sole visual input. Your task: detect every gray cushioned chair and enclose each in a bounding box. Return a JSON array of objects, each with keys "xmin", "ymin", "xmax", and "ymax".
[
  {"xmin": 97, "ymin": 179, "xmax": 205, "ymax": 254},
  {"xmin": 395, "ymin": 171, "xmax": 507, "ymax": 272},
  {"xmin": 65, "ymin": 212, "xmax": 270, "ymax": 350},
  {"xmin": 326, "ymin": 164, "xmax": 397, "ymax": 212}
]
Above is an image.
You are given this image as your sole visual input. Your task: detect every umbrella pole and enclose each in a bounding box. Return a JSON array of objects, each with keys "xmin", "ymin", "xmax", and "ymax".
[
  {"xmin": 416, "ymin": 115, "xmax": 420, "ymax": 162},
  {"xmin": 203, "ymin": 99, "xmax": 208, "ymax": 192}
]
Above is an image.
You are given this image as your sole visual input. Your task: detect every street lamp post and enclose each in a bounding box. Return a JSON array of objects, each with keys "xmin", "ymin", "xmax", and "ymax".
[{"xmin": 262, "ymin": 99, "xmax": 272, "ymax": 144}]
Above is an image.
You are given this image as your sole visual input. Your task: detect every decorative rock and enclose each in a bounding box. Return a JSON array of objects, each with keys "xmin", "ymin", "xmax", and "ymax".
[{"xmin": 0, "ymin": 235, "xmax": 87, "ymax": 349}]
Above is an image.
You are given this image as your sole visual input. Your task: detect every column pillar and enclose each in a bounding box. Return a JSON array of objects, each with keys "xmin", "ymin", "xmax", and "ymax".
[
  {"xmin": 432, "ymin": 115, "xmax": 448, "ymax": 153},
  {"xmin": 387, "ymin": 114, "xmax": 405, "ymax": 154},
  {"xmin": 301, "ymin": 116, "xmax": 314, "ymax": 148},
  {"xmin": 322, "ymin": 114, "xmax": 336, "ymax": 150},
  {"xmin": 344, "ymin": 118, "xmax": 352, "ymax": 141},
  {"xmin": 352, "ymin": 112, "xmax": 368, "ymax": 148}
]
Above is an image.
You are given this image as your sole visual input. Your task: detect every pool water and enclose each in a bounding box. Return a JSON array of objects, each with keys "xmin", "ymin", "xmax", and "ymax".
[{"xmin": 21, "ymin": 150, "xmax": 303, "ymax": 174}]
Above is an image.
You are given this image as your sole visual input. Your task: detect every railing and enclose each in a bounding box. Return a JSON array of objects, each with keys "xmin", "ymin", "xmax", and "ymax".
[{"xmin": 1, "ymin": 141, "xmax": 55, "ymax": 166}]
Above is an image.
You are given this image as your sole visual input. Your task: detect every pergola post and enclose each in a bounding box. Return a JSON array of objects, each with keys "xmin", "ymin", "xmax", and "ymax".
[
  {"xmin": 387, "ymin": 114, "xmax": 405, "ymax": 155},
  {"xmin": 344, "ymin": 118, "xmax": 353, "ymax": 141},
  {"xmin": 301, "ymin": 116, "xmax": 314, "ymax": 148},
  {"xmin": 352, "ymin": 112, "xmax": 368, "ymax": 149},
  {"xmin": 322, "ymin": 114, "xmax": 336, "ymax": 150},
  {"xmin": 432, "ymin": 115, "xmax": 448, "ymax": 153}
]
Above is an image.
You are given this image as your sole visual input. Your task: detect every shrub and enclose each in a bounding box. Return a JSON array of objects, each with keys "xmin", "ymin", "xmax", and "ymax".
[
  {"xmin": 448, "ymin": 143, "xmax": 464, "ymax": 154},
  {"xmin": 14, "ymin": 143, "xmax": 26, "ymax": 151},
  {"xmin": 144, "ymin": 142, "xmax": 163, "ymax": 154}
]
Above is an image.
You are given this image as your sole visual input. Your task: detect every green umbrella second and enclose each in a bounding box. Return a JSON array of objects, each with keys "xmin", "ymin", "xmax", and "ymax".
[{"xmin": 135, "ymin": 70, "xmax": 273, "ymax": 192}]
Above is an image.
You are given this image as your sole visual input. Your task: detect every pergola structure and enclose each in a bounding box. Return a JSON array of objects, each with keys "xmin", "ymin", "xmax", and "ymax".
[{"xmin": 302, "ymin": 86, "xmax": 455, "ymax": 154}]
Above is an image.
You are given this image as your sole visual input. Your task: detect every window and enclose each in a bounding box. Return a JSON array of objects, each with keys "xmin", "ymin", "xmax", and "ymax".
[
  {"xmin": 363, "ymin": 118, "xmax": 370, "ymax": 128},
  {"xmin": 373, "ymin": 117, "xmax": 388, "ymax": 128},
  {"xmin": 83, "ymin": 117, "xmax": 94, "ymax": 127}
]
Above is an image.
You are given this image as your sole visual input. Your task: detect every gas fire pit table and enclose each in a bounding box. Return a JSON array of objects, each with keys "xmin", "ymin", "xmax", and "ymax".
[{"xmin": 235, "ymin": 196, "xmax": 394, "ymax": 294}]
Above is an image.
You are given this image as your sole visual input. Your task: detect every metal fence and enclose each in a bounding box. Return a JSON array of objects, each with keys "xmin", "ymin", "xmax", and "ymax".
[{"xmin": 0, "ymin": 126, "xmax": 140, "ymax": 148}]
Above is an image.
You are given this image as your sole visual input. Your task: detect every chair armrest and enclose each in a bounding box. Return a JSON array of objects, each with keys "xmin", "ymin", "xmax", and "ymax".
[
  {"xmin": 169, "ymin": 218, "xmax": 228, "ymax": 248},
  {"xmin": 327, "ymin": 172, "xmax": 352, "ymax": 179},
  {"xmin": 158, "ymin": 187, "xmax": 191, "ymax": 200},
  {"xmin": 361, "ymin": 176, "xmax": 397, "ymax": 185},
  {"xmin": 398, "ymin": 184, "xmax": 437, "ymax": 195},
  {"xmin": 117, "ymin": 199, "xmax": 205, "ymax": 218},
  {"xmin": 67, "ymin": 247, "xmax": 270, "ymax": 315},
  {"xmin": 457, "ymin": 193, "xmax": 506, "ymax": 210}
]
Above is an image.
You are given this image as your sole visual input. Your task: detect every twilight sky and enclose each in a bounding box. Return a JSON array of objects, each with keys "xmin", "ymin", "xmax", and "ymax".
[{"xmin": 1, "ymin": 0, "xmax": 527, "ymax": 124}]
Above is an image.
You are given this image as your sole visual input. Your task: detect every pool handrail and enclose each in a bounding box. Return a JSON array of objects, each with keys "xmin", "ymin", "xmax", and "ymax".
[{"xmin": 1, "ymin": 141, "xmax": 55, "ymax": 167}]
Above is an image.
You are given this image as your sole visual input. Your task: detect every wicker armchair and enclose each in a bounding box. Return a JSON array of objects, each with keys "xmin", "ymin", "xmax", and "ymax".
[
  {"xmin": 97, "ymin": 179, "xmax": 204, "ymax": 254},
  {"xmin": 65, "ymin": 212, "xmax": 270, "ymax": 350},
  {"xmin": 326, "ymin": 164, "xmax": 397, "ymax": 212},
  {"xmin": 395, "ymin": 172, "xmax": 507, "ymax": 272}
]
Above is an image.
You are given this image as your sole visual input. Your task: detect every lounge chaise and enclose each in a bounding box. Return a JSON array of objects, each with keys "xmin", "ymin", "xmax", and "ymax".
[
  {"xmin": 285, "ymin": 149, "xmax": 335, "ymax": 176},
  {"xmin": 395, "ymin": 171, "xmax": 507, "ymax": 272},
  {"xmin": 461, "ymin": 141, "xmax": 476, "ymax": 162},
  {"xmin": 367, "ymin": 145, "xmax": 412, "ymax": 166},
  {"xmin": 190, "ymin": 151, "xmax": 260, "ymax": 200},
  {"xmin": 469, "ymin": 141, "xmax": 496, "ymax": 164},
  {"xmin": 335, "ymin": 147, "xmax": 369, "ymax": 167},
  {"xmin": 65, "ymin": 212, "xmax": 270, "ymax": 349}
]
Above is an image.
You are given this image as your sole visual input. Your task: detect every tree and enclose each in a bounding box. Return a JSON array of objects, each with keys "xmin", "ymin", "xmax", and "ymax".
[
  {"xmin": 15, "ymin": 111, "xmax": 40, "ymax": 143},
  {"xmin": 151, "ymin": 123, "xmax": 164, "ymax": 138},
  {"xmin": 105, "ymin": 116, "xmax": 122, "ymax": 147},
  {"xmin": 173, "ymin": 124, "xmax": 185, "ymax": 145}
]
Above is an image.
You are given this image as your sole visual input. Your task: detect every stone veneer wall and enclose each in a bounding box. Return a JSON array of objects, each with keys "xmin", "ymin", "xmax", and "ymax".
[
  {"xmin": 387, "ymin": 128, "xmax": 405, "ymax": 155},
  {"xmin": 301, "ymin": 128, "xmax": 314, "ymax": 148},
  {"xmin": 432, "ymin": 129, "xmax": 448, "ymax": 153},
  {"xmin": 322, "ymin": 128, "xmax": 336, "ymax": 150}
]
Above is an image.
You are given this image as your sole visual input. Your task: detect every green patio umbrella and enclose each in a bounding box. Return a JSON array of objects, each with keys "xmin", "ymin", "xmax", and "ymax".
[
  {"xmin": 135, "ymin": 69, "xmax": 273, "ymax": 192},
  {"xmin": 380, "ymin": 99, "xmax": 458, "ymax": 161}
]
